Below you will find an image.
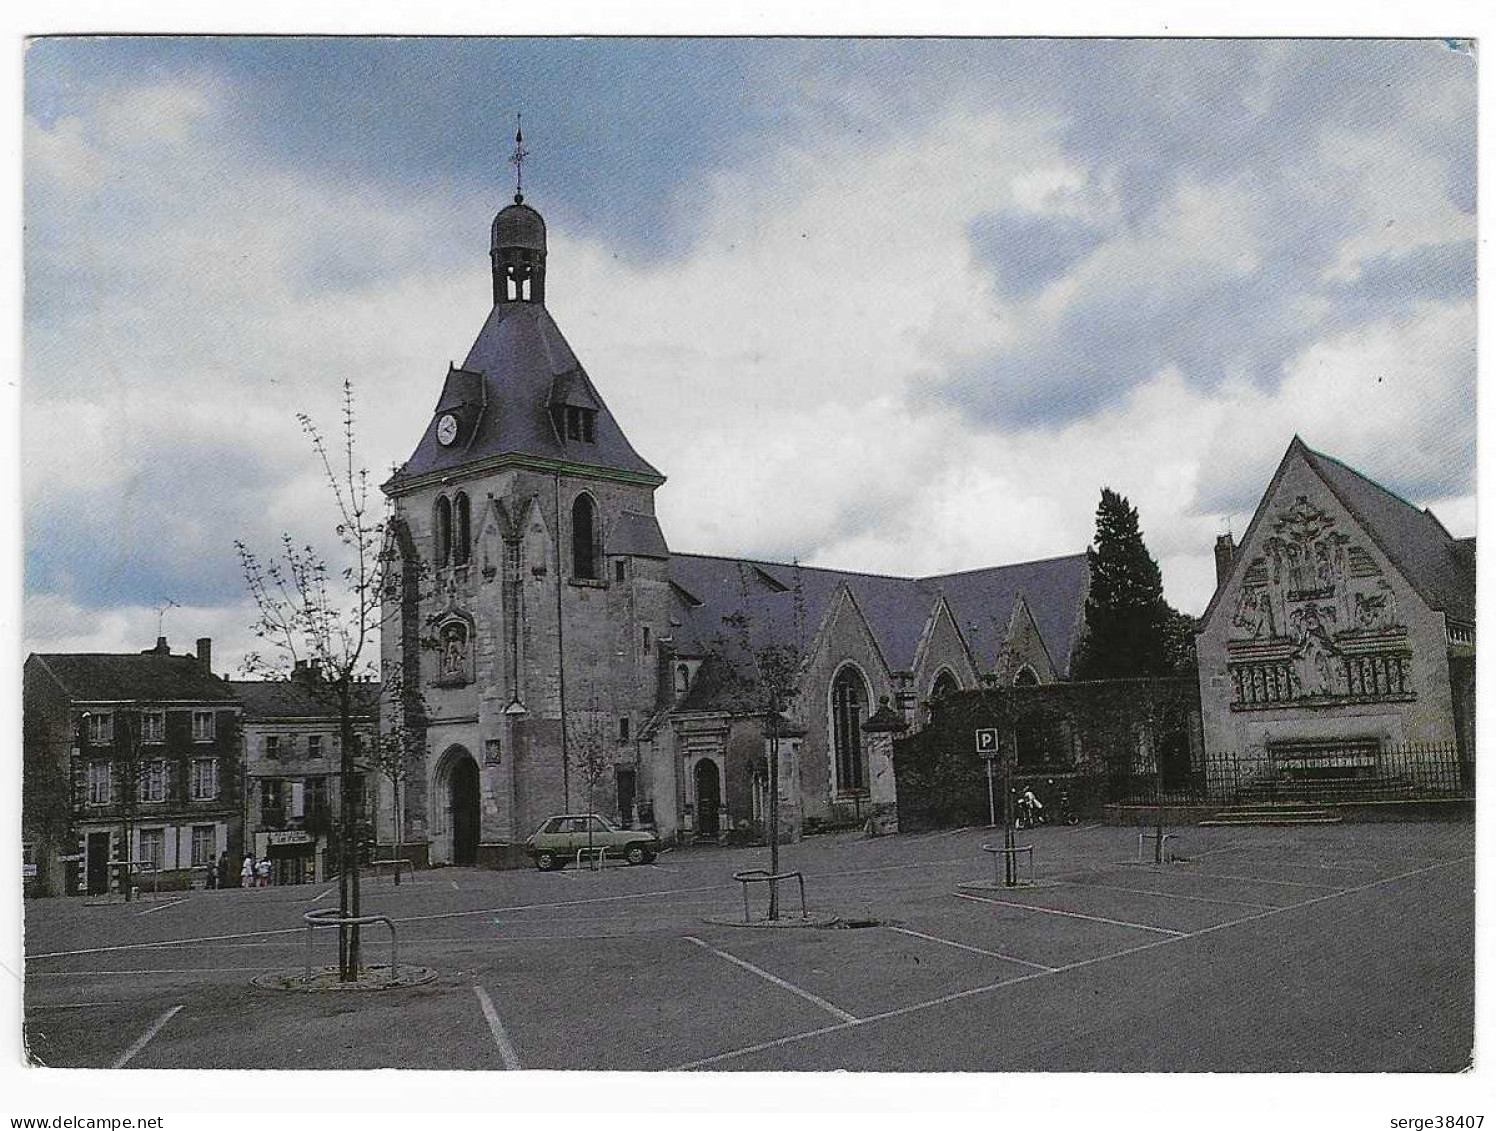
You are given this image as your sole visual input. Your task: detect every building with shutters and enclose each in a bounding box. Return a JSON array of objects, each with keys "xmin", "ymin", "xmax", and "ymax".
[
  {"xmin": 377, "ymin": 177, "xmax": 1091, "ymax": 866},
  {"xmin": 229, "ymin": 666, "xmax": 381, "ymax": 885},
  {"xmin": 22, "ymin": 637, "xmax": 242, "ymax": 897}
]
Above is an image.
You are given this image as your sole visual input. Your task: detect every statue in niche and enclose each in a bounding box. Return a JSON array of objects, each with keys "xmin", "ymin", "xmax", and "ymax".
[
  {"xmin": 1288, "ymin": 603, "xmax": 1344, "ymax": 696},
  {"xmin": 439, "ymin": 620, "xmax": 471, "ymax": 680}
]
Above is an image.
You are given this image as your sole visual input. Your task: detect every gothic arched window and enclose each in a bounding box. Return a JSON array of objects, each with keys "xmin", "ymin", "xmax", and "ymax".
[
  {"xmin": 453, "ymin": 493, "xmax": 471, "ymax": 566},
  {"xmin": 1014, "ymin": 665, "xmax": 1040, "ymax": 687},
  {"xmin": 931, "ymin": 670, "xmax": 959, "ymax": 701},
  {"xmin": 434, "ymin": 495, "xmax": 453, "ymax": 568},
  {"xmin": 831, "ymin": 666, "xmax": 867, "ymax": 792},
  {"xmin": 571, "ymin": 494, "xmax": 599, "ymax": 580}
]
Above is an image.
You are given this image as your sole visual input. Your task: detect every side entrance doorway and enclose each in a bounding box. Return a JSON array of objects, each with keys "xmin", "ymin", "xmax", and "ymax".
[
  {"xmin": 450, "ymin": 755, "xmax": 480, "ymax": 866},
  {"xmin": 86, "ymin": 832, "xmax": 111, "ymax": 895},
  {"xmin": 694, "ymin": 759, "xmax": 721, "ymax": 840}
]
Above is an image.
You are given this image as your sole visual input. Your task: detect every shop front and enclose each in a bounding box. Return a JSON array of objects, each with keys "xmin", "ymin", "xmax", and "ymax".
[{"xmin": 255, "ymin": 829, "xmax": 326, "ymax": 885}]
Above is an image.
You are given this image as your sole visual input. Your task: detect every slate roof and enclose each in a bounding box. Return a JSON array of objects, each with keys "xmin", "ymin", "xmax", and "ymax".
[
  {"xmin": 926, "ymin": 554, "xmax": 1092, "ymax": 674},
  {"xmin": 1301, "ymin": 443, "xmax": 1476, "ymax": 624},
  {"xmin": 610, "ymin": 511, "xmax": 670, "ymax": 560},
  {"xmin": 227, "ymin": 680, "xmax": 382, "ymax": 720},
  {"xmin": 28, "ymin": 652, "xmax": 238, "ymax": 704},
  {"xmin": 665, "ymin": 550, "xmax": 1090, "ymax": 709},
  {"xmin": 389, "ymin": 302, "xmax": 662, "ymax": 488}
]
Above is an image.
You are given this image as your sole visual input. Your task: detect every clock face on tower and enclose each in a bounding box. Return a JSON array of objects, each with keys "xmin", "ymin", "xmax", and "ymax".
[{"xmin": 436, "ymin": 413, "xmax": 459, "ymax": 446}]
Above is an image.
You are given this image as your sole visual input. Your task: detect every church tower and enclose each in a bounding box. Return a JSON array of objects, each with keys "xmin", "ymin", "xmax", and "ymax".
[{"xmin": 380, "ymin": 134, "xmax": 673, "ymax": 866}]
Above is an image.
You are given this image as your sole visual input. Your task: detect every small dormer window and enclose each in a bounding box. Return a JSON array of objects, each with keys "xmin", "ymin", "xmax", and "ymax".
[{"xmin": 565, "ymin": 406, "xmax": 596, "ymax": 443}]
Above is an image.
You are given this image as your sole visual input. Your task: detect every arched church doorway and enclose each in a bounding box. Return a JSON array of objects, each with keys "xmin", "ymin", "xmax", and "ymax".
[
  {"xmin": 694, "ymin": 759, "xmax": 721, "ymax": 840},
  {"xmin": 450, "ymin": 754, "xmax": 480, "ymax": 866}
]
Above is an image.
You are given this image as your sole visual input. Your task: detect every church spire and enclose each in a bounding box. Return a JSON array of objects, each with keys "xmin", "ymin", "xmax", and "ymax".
[{"xmin": 490, "ymin": 115, "xmax": 546, "ymax": 305}]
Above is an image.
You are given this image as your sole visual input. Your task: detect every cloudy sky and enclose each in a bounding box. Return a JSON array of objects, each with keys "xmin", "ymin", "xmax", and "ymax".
[{"xmin": 22, "ymin": 37, "xmax": 1476, "ymax": 673}]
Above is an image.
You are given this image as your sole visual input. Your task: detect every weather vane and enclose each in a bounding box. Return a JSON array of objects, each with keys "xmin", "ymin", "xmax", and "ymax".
[{"xmin": 509, "ymin": 113, "xmax": 529, "ymax": 203}]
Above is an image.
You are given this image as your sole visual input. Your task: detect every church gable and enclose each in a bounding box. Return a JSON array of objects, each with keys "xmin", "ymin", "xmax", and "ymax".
[
  {"xmin": 1204, "ymin": 444, "xmax": 1426, "ymax": 712},
  {"xmin": 911, "ymin": 596, "xmax": 979, "ymax": 698},
  {"xmin": 994, "ymin": 595, "xmax": 1058, "ymax": 685},
  {"xmin": 801, "ymin": 584, "xmax": 892, "ymax": 693}
]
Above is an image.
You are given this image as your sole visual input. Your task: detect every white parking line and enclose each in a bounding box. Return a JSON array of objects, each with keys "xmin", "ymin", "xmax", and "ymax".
[
  {"xmin": 111, "ymin": 1004, "xmax": 183, "ymax": 1069},
  {"xmin": 474, "ymin": 986, "xmax": 522, "ymax": 1070},
  {"xmin": 1054, "ymin": 880, "xmax": 1278, "ymax": 910},
  {"xmin": 27, "ymin": 1001, "xmax": 130, "ymax": 1011},
  {"xmin": 306, "ymin": 887, "xmax": 334, "ymax": 904},
  {"xmin": 450, "ymin": 880, "xmax": 460, "ymax": 890},
  {"xmin": 1184, "ymin": 870, "xmax": 1343, "ymax": 891},
  {"xmin": 31, "ymin": 968, "xmax": 267, "ymax": 977},
  {"xmin": 136, "ymin": 898, "xmax": 189, "ymax": 916},
  {"xmin": 672, "ymin": 854, "xmax": 1472, "ymax": 1071},
  {"xmin": 683, "ymin": 936, "xmax": 858, "ymax": 1023},
  {"xmin": 888, "ymin": 926, "xmax": 1056, "ymax": 971},
  {"xmin": 952, "ymin": 891, "xmax": 1187, "ymax": 936}
]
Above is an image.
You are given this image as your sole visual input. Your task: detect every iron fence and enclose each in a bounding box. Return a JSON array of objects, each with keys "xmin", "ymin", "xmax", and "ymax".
[{"xmin": 1106, "ymin": 741, "xmax": 1472, "ymax": 806}]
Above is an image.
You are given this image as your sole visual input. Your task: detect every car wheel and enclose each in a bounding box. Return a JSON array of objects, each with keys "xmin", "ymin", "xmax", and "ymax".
[
  {"xmin": 624, "ymin": 844, "xmax": 648, "ymax": 866},
  {"xmin": 536, "ymin": 851, "xmax": 558, "ymax": 872}
]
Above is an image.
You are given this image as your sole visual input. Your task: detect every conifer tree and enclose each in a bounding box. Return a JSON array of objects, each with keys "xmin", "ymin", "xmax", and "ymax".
[{"xmin": 1071, "ymin": 488, "xmax": 1184, "ymax": 680}]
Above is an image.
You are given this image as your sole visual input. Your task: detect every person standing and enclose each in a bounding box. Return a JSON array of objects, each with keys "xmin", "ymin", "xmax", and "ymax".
[
  {"xmin": 256, "ymin": 857, "xmax": 273, "ymax": 888},
  {"xmin": 241, "ymin": 853, "xmax": 255, "ymax": 889}
]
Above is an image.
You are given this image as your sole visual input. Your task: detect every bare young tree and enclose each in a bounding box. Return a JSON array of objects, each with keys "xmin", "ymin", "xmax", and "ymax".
[
  {"xmin": 236, "ymin": 380, "xmax": 398, "ymax": 982},
  {"xmin": 721, "ymin": 561, "xmax": 807, "ymax": 920},
  {"xmin": 366, "ymin": 660, "xmax": 428, "ymax": 864},
  {"xmin": 569, "ymin": 681, "xmax": 616, "ymax": 855}
]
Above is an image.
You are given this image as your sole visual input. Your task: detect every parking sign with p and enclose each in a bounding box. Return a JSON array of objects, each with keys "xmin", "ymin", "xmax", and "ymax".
[{"xmin": 975, "ymin": 727, "xmax": 1000, "ymax": 758}]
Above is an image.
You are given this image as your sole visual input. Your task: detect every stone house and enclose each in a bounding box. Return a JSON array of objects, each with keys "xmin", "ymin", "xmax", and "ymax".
[
  {"xmin": 1197, "ymin": 438, "xmax": 1475, "ymax": 789},
  {"xmin": 229, "ymin": 667, "xmax": 381, "ymax": 884},
  {"xmin": 22, "ymin": 637, "xmax": 242, "ymax": 897}
]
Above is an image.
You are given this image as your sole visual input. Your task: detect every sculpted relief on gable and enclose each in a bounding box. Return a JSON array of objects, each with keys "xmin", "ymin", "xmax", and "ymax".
[{"xmin": 1226, "ymin": 495, "xmax": 1412, "ymax": 710}]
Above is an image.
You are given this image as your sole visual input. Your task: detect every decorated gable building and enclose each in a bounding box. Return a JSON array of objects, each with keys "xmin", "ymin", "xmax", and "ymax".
[
  {"xmin": 377, "ymin": 179, "xmax": 1089, "ymax": 866},
  {"xmin": 1198, "ymin": 438, "xmax": 1475, "ymax": 791}
]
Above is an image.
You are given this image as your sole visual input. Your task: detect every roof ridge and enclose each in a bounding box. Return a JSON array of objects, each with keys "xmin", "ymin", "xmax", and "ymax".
[
  {"xmin": 1300, "ymin": 443, "xmax": 1448, "ymax": 535},
  {"xmin": 669, "ymin": 549, "xmax": 1087, "ymax": 584},
  {"xmin": 921, "ymin": 550, "xmax": 1089, "ymax": 582}
]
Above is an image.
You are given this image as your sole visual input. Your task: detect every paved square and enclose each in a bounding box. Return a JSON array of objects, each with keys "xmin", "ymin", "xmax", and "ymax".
[{"xmin": 23, "ymin": 821, "xmax": 1474, "ymax": 1072}]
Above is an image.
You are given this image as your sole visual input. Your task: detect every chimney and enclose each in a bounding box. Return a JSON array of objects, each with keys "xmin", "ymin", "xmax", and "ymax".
[
  {"xmin": 1214, "ymin": 534, "xmax": 1236, "ymax": 591},
  {"xmin": 143, "ymin": 636, "xmax": 170, "ymax": 655},
  {"xmin": 196, "ymin": 637, "xmax": 212, "ymax": 672}
]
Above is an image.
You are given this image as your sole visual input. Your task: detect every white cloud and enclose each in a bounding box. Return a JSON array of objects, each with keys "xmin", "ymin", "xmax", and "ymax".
[{"xmin": 22, "ymin": 56, "xmax": 1476, "ymax": 675}]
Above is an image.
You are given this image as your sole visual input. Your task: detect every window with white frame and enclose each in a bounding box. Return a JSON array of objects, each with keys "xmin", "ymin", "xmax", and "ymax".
[
  {"xmin": 87, "ymin": 760, "xmax": 112, "ymax": 805},
  {"xmin": 140, "ymin": 711, "xmax": 165, "ymax": 743},
  {"xmin": 138, "ymin": 828, "xmax": 165, "ymax": 871},
  {"xmin": 191, "ymin": 710, "xmax": 215, "ymax": 741},
  {"xmin": 191, "ymin": 825, "xmax": 217, "ymax": 866},
  {"xmin": 264, "ymin": 735, "xmax": 280, "ymax": 760},
  {"xmin": 86, "ymin": 712, "xmax": 114, "ymax": 744},
  {"xmin": 141, "ymin": 760, "xmax": 168, "ymax": 803},
  {"xmin": 308, "ymin": 734, "xmax": 323, "ymax": 759},
  {"xmin": 191, "ymin": 758, "xmax": 219, "ymax": 800}
]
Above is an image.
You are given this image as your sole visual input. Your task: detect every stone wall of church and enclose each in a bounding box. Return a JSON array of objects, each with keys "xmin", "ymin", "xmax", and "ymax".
[
  {"xmin": 382, "ymin": 463, "xmax": 674, "ymax": 862},
  {"xmin": 1197, "ymin": 457, "xmax": 1460, "ymax": 776},
  {"xmin": 796, "ymin": 592, "xmax": 895, "ymax": 827}
]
